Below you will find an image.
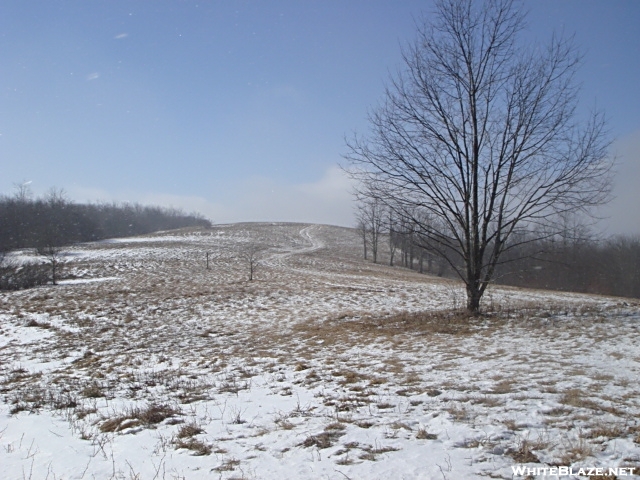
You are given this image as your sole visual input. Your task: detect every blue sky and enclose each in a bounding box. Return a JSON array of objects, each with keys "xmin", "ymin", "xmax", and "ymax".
[{"xmin": 1, "ymin": 1, "xmax": 639, "ymax": 233}]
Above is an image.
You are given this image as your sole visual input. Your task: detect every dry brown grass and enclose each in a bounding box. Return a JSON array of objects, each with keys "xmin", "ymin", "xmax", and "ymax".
[
  {"xmin": 2, "ymin": 224, "xmax": 639, "ymax": 478},
  {"xmin": 81, "ymin": 383, "xmax": 104, "ymax": 398},
  {"xmin": 415, "ymin": 427, "xmax": 437, "ymax": 440},
  {"xmin": 583, "ymin": 422, "xmax": 626, "ymax": 441},
  {"xmin": 557, "ymin": 437, "xmax": 594, "ymax": 465},
  {"xmin": 173, "ymin": 437, "xmax": 212, "ymax": 456},
  {"xmin": 446, "ymin": 404, "xmax": 470, "ymax": 422},
  {"xmin": 213, "ymin": 458, "xmax": 241, "ymax": 472},
  {"xmin": 508, "ymin": 438, "xmax": 540, "ymax": 463},
  {"xmin": 559, "ymin": 389, "xmax": 625, "ymax": 416},
  {"xmin": 487, "ymin": 379, "xmax": 516, "ymax": 395},
  {"xmin": 357, "ymin": 442, "xmax": 400, "ymax": 461},
  {"xmin": 300, "ymin": 422, "xmax": 347, "ymax": 449},
  {"xmin": 176, "ymin": 422, "xmax": 204, "ymax": 438},
  {"xmin": 100, "ymin": 403, "xmax": 181, "ymax": 432}
]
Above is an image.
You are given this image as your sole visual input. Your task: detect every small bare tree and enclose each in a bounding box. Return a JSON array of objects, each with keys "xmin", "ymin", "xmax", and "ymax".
[
  {"xmin": 354, "ymin": 194, "xmax": 384, "ymax": 264},
  {"xmin": 13, "ymin": 180, "xmax": 33, "ymax": 203},
  {"xmin": 387, "ymin": 210, "xmax": 399, "ymax": 266},
  {"xmin": 37, "ymin": 244, "xmax": 65, "ymax": 285},
  {"xmin": 239, "ymin": 244, "xmax": 266, "ymax": 281},
  {"xmin": 35, "ymin": 188, "xmax": 70, "ymax": 285},
  {"xmin": 355, "ymin": 217, "xmax": 368, "ymax": 260},
  {"xmin": 346, "ymin": 0, "xmax": 612, "ymax": 314}
]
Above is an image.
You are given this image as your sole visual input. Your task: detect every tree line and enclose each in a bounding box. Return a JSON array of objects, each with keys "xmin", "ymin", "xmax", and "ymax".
[
  {"xmin": 0, "ymin": 187, "xmax": 210, "ymax": 254},
  {"xmin": 356, "ymin": 200, "xmax": 640, "ymax": 300},
  {"xmin": 0, "ymin": 187, "xmax": 210, "ymax": 289}
]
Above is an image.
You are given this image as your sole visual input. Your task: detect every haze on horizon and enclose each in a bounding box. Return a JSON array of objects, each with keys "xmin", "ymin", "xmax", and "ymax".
[{"xmin": 1, "ymin": 1, "xmax": 638, "ymax": 234}]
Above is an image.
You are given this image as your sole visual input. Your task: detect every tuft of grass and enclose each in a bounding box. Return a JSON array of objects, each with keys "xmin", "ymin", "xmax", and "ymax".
[
  {"xmin": 358, "ymin": 443, "xmax": 400, "ymax": 461},
  {"xmin": 218, "ymin": 376, "xmax": 250, "ymax": 395},
  {"xmin": 176, "ymin": 422, "xmax": 204, "ymax": 438},
  {"xmin": 173, "ymin": 438, "xmax": 212, "ymax": 456},
  {"xmin": 336, "ymin": 369, "xmax": 362, "ymax": 385},
  {"xmin": 488, "ymin": 379, "xmax": 515, "ymax": 394},
  {"xmin": 503, "ymin": 418, "xmax": 526, "ymax": 431},
  {"xmin": 275, "ymin": 417, "xmax": 295, "ymax": 430},
  {"xmin": 100, "ymin": 403, "xmax": 181, "ymax": 432},
  {"xmin": 508, "ymin": 438, "xmax": 539, "ymax": 463},
  {"xmin": 582, "ymin": 422, "xmax": 625, "ymax": 441},
  {"xmin": 25, "ymin": 318, "xmax": 51, "ymax": 328},
  {"xmin": 228, "ymin": 406, "xmax": 246, "ymax": 424},
  {"xmin": 136, "ymin": 403, "xmax": 181, "ymax": 424},
  {"xmin": 416, "ymin": 427, "xmax": 437, "ymax": 440},
  {"xmin": 213, "ymin": 458, "xmax": 241, "ymax": 472},
  {"xmin": 300, "ymin": 423, "xmax": 346, "ymax": 449},
  {"xmin": 446, "ymin": 404, "xmax": 470, "ymax": 422},
  {"xmin": 8, "ymin": 386, "xmax": 46, "ymax": 414},
  {"xmin": 81, "ymin": 383, "xmax": 104, "ymax": 398},
  {"xmin": 50, "ymin": 392, "xmax": 79, "ymax": 409},
  {"xmin": 557, "ymin": 437, "xmax": 593, "ymax": 465},
  {"xmin": 355, "ymin": 420, "xmax": 375, "ymax": 429}
]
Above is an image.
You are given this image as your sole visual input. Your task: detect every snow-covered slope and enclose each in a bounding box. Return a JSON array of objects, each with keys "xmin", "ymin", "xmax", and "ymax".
[{"xmin": 1, "ymin": 223, "xmax": 638, "ymax": 479}]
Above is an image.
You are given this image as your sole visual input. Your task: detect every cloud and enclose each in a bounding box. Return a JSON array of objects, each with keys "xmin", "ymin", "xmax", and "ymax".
[
  {"xmin": 86, "ymin": 72, "xmax": 100, "ymax": 81},
  {"xmin": 224, "ymin": 166, "xmax": 355, "ymax": 226},
  {"xmin": 114, "ymin": 33, "xmax": 128, "ymax": 40}
]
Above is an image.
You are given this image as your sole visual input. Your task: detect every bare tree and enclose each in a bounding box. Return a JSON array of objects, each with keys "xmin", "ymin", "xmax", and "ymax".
[
  {"xmin": 354, "ymin": 215, "xmax": 368, "ymax": 261},
  {"xmin": 37, "ymin": 244, "xmax": 65, "ymax": 285},
  {"xmin": 239, "ymin": 243, "xmax": 266, "ymax": 281},
  {"xmin": 345, "ymin": 0, "xmax": 612, "ymax": 314},
  {"xmin": 13, "ymin": 180, "xmax": 33, "ymax": 203},
  {"xmin": 354, "ymin": 196, "xmax": 385, "ymax": 263},
  {"xmin": 36, "ymin": 188, "xmax": 69, "ymax": 285},
  {"xmin": 387, "ymin": 210, "xmax": 398, "ymax": 266}
]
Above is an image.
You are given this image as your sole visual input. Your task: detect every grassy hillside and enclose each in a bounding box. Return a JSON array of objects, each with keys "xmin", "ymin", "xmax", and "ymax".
[{"xmin": 1, "ymin": 223, "xmax": 638, "ymax": 479}]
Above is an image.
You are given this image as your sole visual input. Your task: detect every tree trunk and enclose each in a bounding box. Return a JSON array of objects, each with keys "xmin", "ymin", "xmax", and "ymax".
[
  {"xmin": 363, "ymin": 233, "xmax": 368, "ymax": 260},
  {"xmin": 466, "ymin": 278, "xmax": 482, "ymax": 315}
]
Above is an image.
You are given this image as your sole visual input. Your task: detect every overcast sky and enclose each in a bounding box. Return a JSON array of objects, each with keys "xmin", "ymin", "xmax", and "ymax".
[{"xmin": 1, "ymin": 1, "xmax": 639, "ymax": 234}]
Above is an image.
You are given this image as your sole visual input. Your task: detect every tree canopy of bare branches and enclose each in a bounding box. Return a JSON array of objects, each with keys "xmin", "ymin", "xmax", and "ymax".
[
  {"xmin": 239, "ymin": 243, "xmax": 266, "ymax": 281},
  {"xmin": 345, "ymin": 0, "xmax": 612, "ymax": 313}
]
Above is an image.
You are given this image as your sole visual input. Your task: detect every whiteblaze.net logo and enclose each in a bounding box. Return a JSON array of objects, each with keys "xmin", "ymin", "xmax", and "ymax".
[{"xmin": 511, "ymin": 466, "xmax": 636, "ymax": 477}]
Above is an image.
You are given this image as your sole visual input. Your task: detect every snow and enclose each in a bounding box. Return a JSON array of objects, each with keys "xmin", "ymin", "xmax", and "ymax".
[
  {"xmin": 57, "ymin": 277, "xmax": 119, "ymax": 285},
  {"xmin": 1, "ymin": 223, "xmax": 639, "ymax": 479}
]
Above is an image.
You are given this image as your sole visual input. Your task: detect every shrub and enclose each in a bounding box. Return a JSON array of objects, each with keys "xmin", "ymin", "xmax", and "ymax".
[{"xmin": 0, "ymin": 260, "xmax": 50, "ymax": 290}]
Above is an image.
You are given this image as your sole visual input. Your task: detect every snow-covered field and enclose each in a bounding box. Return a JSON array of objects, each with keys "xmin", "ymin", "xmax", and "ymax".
[{"xmin": 1, "ymin": 223, "xmax": 639, "ymax": 479}]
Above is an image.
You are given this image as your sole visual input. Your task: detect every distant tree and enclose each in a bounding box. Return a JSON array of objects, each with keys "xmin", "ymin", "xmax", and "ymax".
[
  {"xmin": 354, "ymin": 195, "xmax": 384, "ymax": 264},
  {"xmin": 387, "ymin": 210, "xmax": 399, "ymax": 266},
  {"xmin": 0, "ymin": 185, "xmax": 213, "ymax": 289},
  {"xmin": 346, "ymin": 0, "xmax": 612, "ymax": 314},
  {"xmin": 35, "ymin": 188, "xmax": 70, "ymax": 285},
  {"xmin": 0, "ymin": 187, "xmax": 210, "ymax": 255},
  {"xmin": 355, "ymin": 217, "xmax": 368, "ymax": 260},
  {"xmin": 13, "ymin": 181, "xmax": 33, "ymax": 203},
  {"xmin": 36, "ymin": 244, "xmax": 65, "ymax": 285},
  {"xmin": 239, "ymin": 244, "xmax": 266, "ymax": 281}
]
